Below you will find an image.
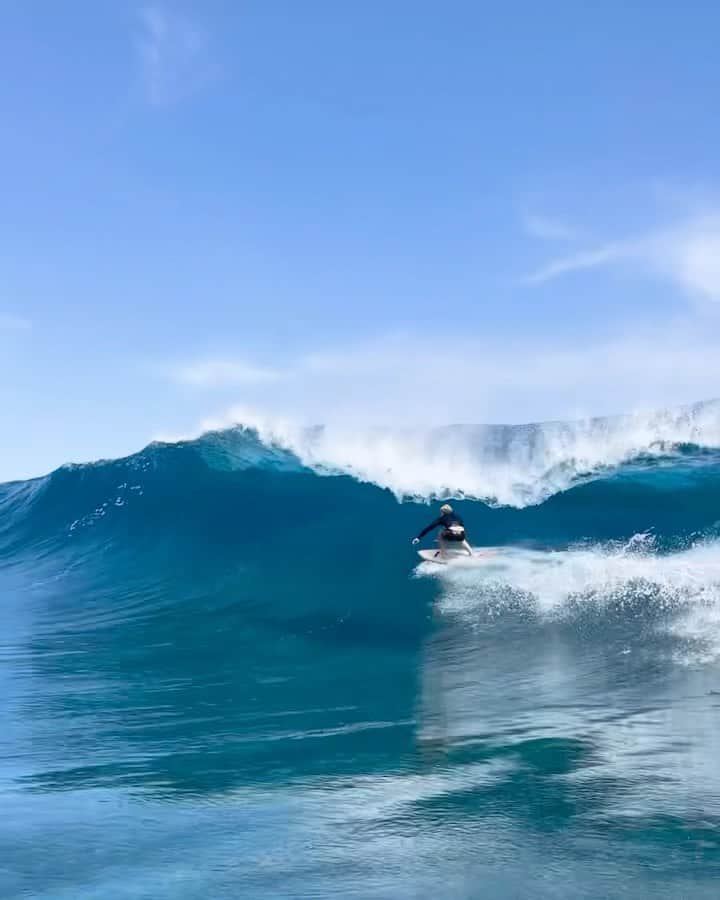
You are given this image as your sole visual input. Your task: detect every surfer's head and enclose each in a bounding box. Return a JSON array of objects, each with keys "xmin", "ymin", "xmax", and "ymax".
[{"xmin": 440, "ymin": 504, "xmax": 453, "ymax": 514}]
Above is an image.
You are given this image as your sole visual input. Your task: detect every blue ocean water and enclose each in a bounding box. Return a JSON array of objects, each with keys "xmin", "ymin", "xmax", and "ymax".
[{"xmin": 3, "ymin": 404, "xmax": 720, "ymax": 898}]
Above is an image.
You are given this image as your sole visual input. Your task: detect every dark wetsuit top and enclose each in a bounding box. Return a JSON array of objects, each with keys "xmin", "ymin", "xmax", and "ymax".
[{"xmin": 416, "ymin": 512, "xmax": 466, "ymax": 540}]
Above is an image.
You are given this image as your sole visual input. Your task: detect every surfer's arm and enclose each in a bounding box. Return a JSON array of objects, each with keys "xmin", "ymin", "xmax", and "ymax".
[{"xmin": 416, "ymin": 517, "xmax": 443, "ymax": 540}]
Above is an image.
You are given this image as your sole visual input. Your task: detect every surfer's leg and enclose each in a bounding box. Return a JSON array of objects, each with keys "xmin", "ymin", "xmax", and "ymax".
[
  {"xmin": 462, "ymin": 539, "xmax": 473, "ymax": 557},
  {"xmin": 438, "ymin": 533, "xmax": 447, "ymax": 559}
]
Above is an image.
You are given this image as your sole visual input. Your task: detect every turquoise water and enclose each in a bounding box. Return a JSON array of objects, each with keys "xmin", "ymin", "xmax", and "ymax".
[{"xmin": 3, "ymin": 414, "xmax": 720, "ymax": 898}]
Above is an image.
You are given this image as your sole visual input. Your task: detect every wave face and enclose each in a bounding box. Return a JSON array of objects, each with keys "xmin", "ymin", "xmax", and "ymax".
[{"xmin": 4, "ymin": 402, "xmax": 720, "ymax": 898}]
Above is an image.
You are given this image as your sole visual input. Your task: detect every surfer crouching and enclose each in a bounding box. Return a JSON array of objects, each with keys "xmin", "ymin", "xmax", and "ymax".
[{"xmin": 412, "ymin": 503, "xmax": 473, "ymax": 558}]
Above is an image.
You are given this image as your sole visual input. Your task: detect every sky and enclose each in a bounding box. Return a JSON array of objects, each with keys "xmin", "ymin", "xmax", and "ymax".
[{"xmin": 3, "ymin": 0, "xmax": 720, "ymax": 481}]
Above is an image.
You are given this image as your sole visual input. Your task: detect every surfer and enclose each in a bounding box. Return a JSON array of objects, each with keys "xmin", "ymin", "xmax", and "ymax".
[{"xmin": 412, "ymin": 503, "xmax": 473, "ymax": 558}]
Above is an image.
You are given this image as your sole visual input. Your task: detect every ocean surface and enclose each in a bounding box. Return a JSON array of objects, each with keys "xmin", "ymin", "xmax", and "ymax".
[{"xmin": 3, "ymin": 401, "xmax": 720, "ymax": 898}]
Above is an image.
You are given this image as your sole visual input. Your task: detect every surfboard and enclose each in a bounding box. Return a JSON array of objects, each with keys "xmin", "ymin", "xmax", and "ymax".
[{"xmin": 417, "ymin": 548, "xmax": 500, "ymax": 566}]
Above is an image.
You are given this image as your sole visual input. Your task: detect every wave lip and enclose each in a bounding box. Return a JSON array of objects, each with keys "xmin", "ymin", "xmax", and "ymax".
[{"xmin": 231, "ymin": 400, "xmax": 720, "ymax": 507}]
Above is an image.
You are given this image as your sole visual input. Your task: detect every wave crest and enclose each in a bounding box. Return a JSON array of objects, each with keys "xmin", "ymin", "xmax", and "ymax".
[{"xmin": 226, "ymin": 400, "xmax": 720, "ymax": 507}]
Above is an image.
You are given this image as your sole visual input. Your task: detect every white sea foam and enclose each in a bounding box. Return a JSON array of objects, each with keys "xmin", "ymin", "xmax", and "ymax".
[
  {"xmin": 420, "ymin": 536, "xmax": 720, "ymax": 664},
  {"xmin": 223, "ymin": 400, "xmax": 720, "ymax": 507}
]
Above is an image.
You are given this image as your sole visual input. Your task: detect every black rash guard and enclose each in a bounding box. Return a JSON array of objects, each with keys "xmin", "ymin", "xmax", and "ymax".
[{"xmin": 416, "ymin": 512, "xmax": 465, "ymax": 540}]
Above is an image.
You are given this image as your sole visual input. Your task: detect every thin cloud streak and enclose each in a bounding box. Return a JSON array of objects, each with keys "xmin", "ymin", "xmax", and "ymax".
[
  {"xmin": 524, "ymin": 243, "xmax": 630, "ymax": 284},
  {"xmin": 524, "ymin": 215, "xmax": 720, "ymax": 301}
]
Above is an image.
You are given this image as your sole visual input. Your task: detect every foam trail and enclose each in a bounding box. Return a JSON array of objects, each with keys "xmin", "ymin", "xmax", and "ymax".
[
  {"xmin": 225, "ymin": 400, "xmax": 720, "ymax": 507},
  {"xmin": 421, "ymin": 537, "xmax": 720, "ymax": 663}
]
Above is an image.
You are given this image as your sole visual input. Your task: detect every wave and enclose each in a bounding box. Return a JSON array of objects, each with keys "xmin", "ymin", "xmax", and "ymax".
[
  {"xmin": 3, "ymin": 400, "xmax": 720, "ymax": 564},
  {"xmin": 1, "ymin": 400, "xmax": 719, "ymax": 604}
]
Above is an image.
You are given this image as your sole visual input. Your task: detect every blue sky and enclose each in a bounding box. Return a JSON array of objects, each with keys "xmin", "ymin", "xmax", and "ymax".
[{"xmin": 3, "ymin": 1, "xmax": 720, "ymax": 481}]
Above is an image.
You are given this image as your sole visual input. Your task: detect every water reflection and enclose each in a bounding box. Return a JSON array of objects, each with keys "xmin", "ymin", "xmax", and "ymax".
[{"xmin": 416, "ymin": 591, "xmax": 720, "ymax": 837}]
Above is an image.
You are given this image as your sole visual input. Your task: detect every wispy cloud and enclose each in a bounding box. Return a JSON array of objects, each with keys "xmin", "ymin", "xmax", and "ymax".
[
  {"xmin": 523, "ymin": 213, "xmax": 578, "ymax": 241},
  {"xmin": 525, "ymin": 215, "xmax": 720, "ymax": 301},
  {"xmin": 524, "ymin": 242, "xmax": 631, "ymax": 285},
  {"xmin": 136, "ymin": 6, "xmax": 215, "ymax": 106},
  {"xmin": 166, "ymin": 358, "xmax": 283, "ymax": 387},
  {"xmin": 0, "ymin": 313, "xmax": 31, "ymax": 331}
]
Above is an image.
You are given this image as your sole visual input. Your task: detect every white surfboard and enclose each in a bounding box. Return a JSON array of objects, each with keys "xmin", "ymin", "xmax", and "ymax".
[{"xmin": 417, "ymin": 547, "xmax": 500, "ymax": 566}]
